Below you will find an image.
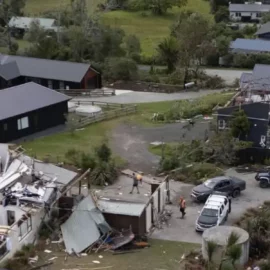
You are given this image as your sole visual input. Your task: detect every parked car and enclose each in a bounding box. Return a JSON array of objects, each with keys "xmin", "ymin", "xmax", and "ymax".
[
  {"xmin": 255, "ymin": 171, "xmax": 270, "ymax": 188},
  {"xmin": 196, "ymin": 193, "xmax": 231, "ymax": 232},
  {"xmin": 191, "ymin": 176, "xmax": 246, "ymax": 202}
]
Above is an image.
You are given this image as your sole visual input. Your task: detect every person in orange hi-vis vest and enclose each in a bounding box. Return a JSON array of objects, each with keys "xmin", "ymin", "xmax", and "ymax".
[
  {"xmin": 179, "ymin": 197, "xmax": 186, "ymax": 219},
  {"xmin": 129, "ymin": 173, "xmax": 142, "ymax": 194}
]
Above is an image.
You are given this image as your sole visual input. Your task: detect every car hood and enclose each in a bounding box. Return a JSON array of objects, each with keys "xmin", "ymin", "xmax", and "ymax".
[
  {"xmin": 193, "ymin": 184, "xmax": 212, "ymax": 194},
  {"xmin": 257, "ymin": 172, "xmax": 269, "ymax": 178},
  {"xmin": 198, "ymin": 215, "xmax": 218, "ymax": 225}
]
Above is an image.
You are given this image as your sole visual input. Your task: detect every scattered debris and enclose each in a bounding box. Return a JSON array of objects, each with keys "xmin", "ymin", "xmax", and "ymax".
[
  {"xmin": 93, "ymin": 260, "xmax": 101, "ymax": 264},
  {"xmin": 48, "ymin": 257, "xmax": 58, "ymax": 261},
  {"xmin": 29, "ymin": 255, "xmax": 39, "ymax": 264},
  {"xmin": 44, "ymin": 249, "xmax": 52, "ymax": 253},
  {"xmin": 29, "ymin": 262, "xmax": 53, "ymax": 270},
  {"xmin": 98, "ymin": 255, "xmax": 103, "ymax": 258}
]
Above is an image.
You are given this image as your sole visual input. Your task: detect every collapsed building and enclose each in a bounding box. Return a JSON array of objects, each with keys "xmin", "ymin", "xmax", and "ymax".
[{"xmin": 0, "ymin": 144, "xmax": 78, "ymax": 261}]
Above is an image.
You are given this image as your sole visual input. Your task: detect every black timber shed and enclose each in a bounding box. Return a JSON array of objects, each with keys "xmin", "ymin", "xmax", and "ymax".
[{"xmin": 0, "ymin": 82, "xmax": 70, "ymax": 142}]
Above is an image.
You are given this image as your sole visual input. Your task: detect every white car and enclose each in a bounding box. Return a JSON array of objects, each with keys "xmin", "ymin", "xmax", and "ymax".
[{"xmin": 196, "ymin": 193, "xmax": 230, "ymax": 232}]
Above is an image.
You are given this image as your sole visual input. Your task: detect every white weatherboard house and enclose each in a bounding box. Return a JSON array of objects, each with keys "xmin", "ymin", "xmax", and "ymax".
[
  {"xmin": 0, "ymin": 144, "xmax": 77, "ymax": 262},
  {"xmin": 229, "ymin": 3, "xmax": 270, "ymax": 22}
]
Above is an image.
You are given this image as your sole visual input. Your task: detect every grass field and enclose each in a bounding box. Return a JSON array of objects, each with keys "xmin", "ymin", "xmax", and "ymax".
[
  {"xmin": 44, "ymin": 239, "xmax": 199, "ymax": 270},
  {"xmin": 22, "ymin": 99, "xmax": 184, "ymax": 161},
  {"xmin": 24, "ymin": 0, "xmax": 212, "ymax": 56}
]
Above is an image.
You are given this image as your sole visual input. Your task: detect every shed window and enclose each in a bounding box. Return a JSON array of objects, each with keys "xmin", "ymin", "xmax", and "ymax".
[
  {"xmin": 59, "ymin": 81, "xmax": 64, "ymax": 89},
  {"xmin": 235, "ymin": 12, "xmax": 241, "ymax": 17},
  {"xmin": 17, "ymin": 116, "xmax": 29, "ymax": 130},
  {"xmin": 218, "ymin": 119, "xmax": 227, "ymax": 129},
  {"xmin": 48, "ymin": 80, "xmax": 53, "ymax": 89}
]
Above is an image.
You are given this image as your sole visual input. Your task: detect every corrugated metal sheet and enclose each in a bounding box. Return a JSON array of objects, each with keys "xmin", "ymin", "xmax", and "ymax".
[
  {"xmin": 61, "ymin": 196, "xmax": 101, "ymax": 253},
  {"xmin": 230, "ymin": 38, "xmax": 270, "ymax": 53},
  {"xmin": 97, "ymin": 199, "xmax": 145, "ymax": 217}
]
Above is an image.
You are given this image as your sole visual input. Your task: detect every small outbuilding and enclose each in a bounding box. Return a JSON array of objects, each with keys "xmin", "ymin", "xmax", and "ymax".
[{"xmin": 0, "ymin": 82, "xmax": 70, "ymax": 142}]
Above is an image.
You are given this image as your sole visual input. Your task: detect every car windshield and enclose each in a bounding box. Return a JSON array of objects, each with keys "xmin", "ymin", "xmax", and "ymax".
[
  {"xmin": 204, "ymin": 180, "xmax": 216, "ymax": 188},
  {"xmin": 201, "ymin": 209, "xmax": 218, "ymax": 217}
]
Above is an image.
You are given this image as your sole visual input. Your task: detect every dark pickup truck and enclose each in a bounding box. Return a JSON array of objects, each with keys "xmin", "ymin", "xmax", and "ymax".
[
  {"xmin": 191, "ymin": 176, "xmax": 246, "ymax": 202},
  {"xmin": 255, "ymin": 171, "xmax": 270, "ymax": 188}
]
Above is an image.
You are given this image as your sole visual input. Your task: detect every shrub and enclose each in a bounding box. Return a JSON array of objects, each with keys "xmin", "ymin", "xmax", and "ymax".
[{"xmin": 200, "ymin": 75, "xmax": 225, "ymax": 89}]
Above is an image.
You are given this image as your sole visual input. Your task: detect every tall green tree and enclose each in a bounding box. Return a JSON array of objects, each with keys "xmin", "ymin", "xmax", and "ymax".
[
  {"xmin": 230, "ymin": 109, "xmax": 250, "ymax": 138},
  {"xmin": 157, "ymin": 36, "xmax": 178, "ymax": 73},
  {"xmin": 124, "ymin": 34, "xmax": 141, "ymax": 60},
  {"xmin": 214, "ymin": 6, "xmax": 229, "ymax": 23},
  {"xmin": 0, "ymin": 0, "xmax": 25, "ymax": 53}
]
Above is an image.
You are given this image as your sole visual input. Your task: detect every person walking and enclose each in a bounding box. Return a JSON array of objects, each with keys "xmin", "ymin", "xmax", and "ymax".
[
  {"xmin": 130, "ymin": 173, "xmax": 142, "ymax": 194},
  {"xmin": 179, "ymin": 197, "xmax": 186, "ymax": 219}
]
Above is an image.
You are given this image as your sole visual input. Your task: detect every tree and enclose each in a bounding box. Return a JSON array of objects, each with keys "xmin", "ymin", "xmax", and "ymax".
[
  {"xmin": 216, "ymin": 35, "xmax": 231, "ymax": 56},
  {"xmin": 173, "ymin": 12, "xmax": 214, "ymax": 87},
  {"xmin": 0, "ymin": 0, "xmax": 25, "ymax": 53},
  {"xmin": 230, "ymin": 109, "xmax": 250, "ymax": 138},
  {"xmin": 210, "ymin": 0, "xmax": 228, "ymax": 13},
  {"xmin": 124, "ymin": 34, "xmax": 141, "ymax": 60},
  {"xmin": 206, "ymin": 241, "xmax": 218, "ymax": 270},
  {"xmin": 95, "ymin": 143, "xmax": 112, "ymax": 162},
  {"xmin": 103, "ymin": 57, "xmax": 138, "ymax": 81},
  {"xmin": 70, "ymin": 0, "xmax": 88, "ymax": 26},
  {"xmin": 214, "ymin": 6, "xmax": 229, "ymax": 23},
  {"xmin": 137, "ymin": 0, "xmax": 187, "ymax": 15},
  {"xmin": 157, "ymin": 36, "xmax": 178, "ymax": 73},
  {"xmin": 262, "ymin": 12, "xmax": 270, "ymax": 24}
]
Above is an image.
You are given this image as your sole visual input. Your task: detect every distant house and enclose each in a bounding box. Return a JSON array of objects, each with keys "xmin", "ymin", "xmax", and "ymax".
[
  {"xmin": 230, "ymin": 38, "xmax": 270, "ymax": 54},
  {"xmin": 229, "ymin": 3, "xmax": 270, "ymax": 22},
  {"xmin": 0, "ymin": 82, "xmax": 70, "ymax": 142},
  {"xmin": 8, "ymin": 16, "xmax": 58, "ymax": 36},
  {"xmin": 239, "ymin": 64, "xmax": 270, "ymax": 92},
  {"xmin": 255, "ymin": 21, "xmax": 270, "ymax": 39},
  {"xmin": 0, "ymin": 54, "xmax": 102, "ymax": 90},
  {"xmin": 216, "ymin": 102, "xmax": 270, "ymax": 148}
]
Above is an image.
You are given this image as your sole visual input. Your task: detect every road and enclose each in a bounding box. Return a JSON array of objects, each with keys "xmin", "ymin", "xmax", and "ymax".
[
  {"xmin": 151, "ymin": 169, "xmax": 269, "ymax": 244},
  {"xmin": 72, "ymin": 89, "xmax": 223, "ymax": 104},
  {"xmin": 138, "ymin": 65, "xmax": 249, "ymax": 85}
]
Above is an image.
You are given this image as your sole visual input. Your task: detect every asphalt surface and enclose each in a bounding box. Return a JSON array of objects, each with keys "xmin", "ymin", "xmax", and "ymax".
[
  {"xmin": 72, "ymin": 89, "xmax": 222, "ymax": 104},
  {"xmin": 151, "ymin": 169, "xmax": 269, "ymax": 244}
]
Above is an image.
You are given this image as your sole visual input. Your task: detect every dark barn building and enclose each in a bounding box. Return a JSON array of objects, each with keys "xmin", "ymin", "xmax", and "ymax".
[
  {"xmin": 216, "ymin": 102, "xmax": 270, "ymax": 148},
  {"xmin": 0, "ymin": 54, "xmax": 102, "ymax": 90},
  {"xmin": 0, "ymin": 82, "xmax": 70, "ymax": 142}
]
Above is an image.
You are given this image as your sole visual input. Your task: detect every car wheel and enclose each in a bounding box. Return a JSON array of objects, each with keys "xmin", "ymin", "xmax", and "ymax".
[
  {"xmin": 232, "ymin": 188, "xmax": 240, "ymax": 198},
  {"xmin": 260, "ymin": 179, "xmax": 269, "ymax": 189}
]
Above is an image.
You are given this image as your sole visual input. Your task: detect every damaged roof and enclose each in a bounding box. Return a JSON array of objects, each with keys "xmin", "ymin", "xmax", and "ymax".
[
  {"xmin": 61, "ymin": 195, "xmax": 111, "ymax": 253},
  {"xmin": 0, "ymin": 82, "xmax": 70, "ymax": 121}
]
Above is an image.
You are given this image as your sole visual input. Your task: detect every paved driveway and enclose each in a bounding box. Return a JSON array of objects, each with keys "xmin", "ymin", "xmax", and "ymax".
[{"xmin": 151, "ymin": 169, "xmax": 269, "ymax": 244}]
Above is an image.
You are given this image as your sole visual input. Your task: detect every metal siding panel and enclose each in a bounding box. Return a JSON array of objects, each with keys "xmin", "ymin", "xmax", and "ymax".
[{"xmin": 146, "ymin": 204, "xmax": 152, "ymax": 232}]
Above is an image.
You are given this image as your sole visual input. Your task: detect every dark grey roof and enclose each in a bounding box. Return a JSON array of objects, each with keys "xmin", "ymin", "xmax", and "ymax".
[
  {"xmin": 230, "ymin": 38, "xmax": 270, "ymax": 53},
  {"xmin": 0, "ymin": 61, "xmax": 20, "ymax": 80},
  {"xmin": 240, "ymin": 72, "xmax": 253, "ymax": 89},
  {"xmin": 251, "ymin": 64, "xmax": 270, "ymax": 90},
  {"xmin": 256, "ymin": 22, "xmax": 270, "ymax": 35},
  {"xmin": 0, "ymin": 54, "xmax": 94, "ymax": 83},
  {"xmin": 229, "ymin": 3, "xmax": 270, "ymax": 12},
  {"xmin": 0, "ymin": 82, "xmax": 70, "ymax": 120}
]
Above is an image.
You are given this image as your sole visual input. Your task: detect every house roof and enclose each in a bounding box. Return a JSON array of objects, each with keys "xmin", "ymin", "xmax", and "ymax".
[
  {"xmin": 0, "ymin": 54, "xmax": 93, "ymax": 83},
  {"xmin": 230, "ymin": 38, "xmax": 270, "ymax": 53},
  {"xmin": 0, "ymin": 82, "xmax": 70, "ymax": 121},
  {"xmin": 256, "ymin": 22, "xmax": 270, "ymax": 35},
  {"xmin": 229, "ymin": 3, "xmax": 270, "ymax": 12},
  {"xmin": 97, "ymin": 199, "xmax": 146, "ymax": 217},
  {"xmin": 240, "ymin": 72, "xmax": 253, "ymax": 89},
  {"xmin": 8, "ymin": 16, "xmax": 56, "ymax": 30}
]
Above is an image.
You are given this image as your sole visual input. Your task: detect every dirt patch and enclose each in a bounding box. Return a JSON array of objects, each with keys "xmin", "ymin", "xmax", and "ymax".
[{"xmin": 109, "ymin": 121, "xmax": 210, "ymax": 174}]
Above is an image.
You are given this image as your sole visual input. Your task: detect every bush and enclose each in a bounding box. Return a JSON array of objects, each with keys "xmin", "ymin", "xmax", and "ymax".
[
  {"xmin": 164, "ymin": 69, "xmax": 184, "ymax": 85},
  {"xmin": 103, "ymin": 57, "xmax": 138, "ymax": 81},
  {"xmin": 200, "ymin": 74, "xmax": 225, "ymax": 89}
]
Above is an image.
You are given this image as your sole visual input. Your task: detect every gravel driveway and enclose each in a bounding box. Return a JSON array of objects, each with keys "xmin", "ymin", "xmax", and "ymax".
[
  {"xmin": 110, "ymin": 121, "xmax": 210, "ymax": 174},
  {"xmin": 151, "ymin": 169, "xmax": 269, "ymax": 244}
]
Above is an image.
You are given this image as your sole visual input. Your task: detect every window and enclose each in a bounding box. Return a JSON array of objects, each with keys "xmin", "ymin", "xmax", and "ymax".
[
  {"xmin": 7, "ymin": 211, "xmax": 15, "ymax": 226},
  {"xmin": 224, "ymin": 198, "xmax": 228, "ymax": 205},
  {"xmin": 48, "ymin": 80, "xmax": 53, "ymax": 89},
  {"xmin": 18, "ymin": 215, "xmax": 32, "ymax": 241},
  {"xmin": 235, "ymin": 12, "xmax": 241, "ymax": 17},
  {"xmin": 218, "ymin": 119, "xmax": 227, "ymax": 130},
  {"xmin": 3, "ymin": 123, "xmax": 7, "ymax": 131},
  {"xmin": 17, "ymin": 116, "xmax": 29, "ymax": 130},
  {"xmin": 256, "ymin": 12, "xmax": 261, "ymax": 18},
  {"xmin": 59, "ymin": 81, "xmax": 64, "ymax": 89},
  {"xmin": 223, "ymin": 180, "xmax": 231, "ymax": 187}
]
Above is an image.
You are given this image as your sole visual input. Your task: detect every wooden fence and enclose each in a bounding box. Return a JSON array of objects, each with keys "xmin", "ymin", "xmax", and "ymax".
[
  {"xmin": 57, "ymin": 88, "xmax": 115, "ymax": 97},
  {"xmin": 72, "ymin": 100, "xmax": 124, "ymax": 109},
  {"xmin": 73, "ymin": 104, "xmax": 137, "ymax": 128}
]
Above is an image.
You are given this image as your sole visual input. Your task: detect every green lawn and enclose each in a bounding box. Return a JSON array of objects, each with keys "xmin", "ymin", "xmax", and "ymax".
[
  {"xmin": 45, "ymin": 239, "xmax": 199, "ymax": 270},
  {"xmin": 24, "ymin": 0, "xmax": 212, "ymax": 56}
]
